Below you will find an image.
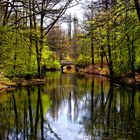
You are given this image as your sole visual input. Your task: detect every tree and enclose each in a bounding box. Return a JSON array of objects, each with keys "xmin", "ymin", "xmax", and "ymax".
[
  {"xmin": 78, "ymin": 0, "xmax": 140, "ymax": 81},
  {"xmin": 83, "ymin": 0, "xmax": 96, "ymax": 65},
  {"xmin": 29, "ymin": 0, "xmax": 76, "ymax": 77},
  {"xmin": 134, "ymin": 0, "xmax": 140, "ymax": 21},
  {"xmin": 47, "ymin": 25, "xmax": 68, "ymax": 60},
  {"xmin": 72, "ymin": 15, "xmax": 79, "ymax": 59},
  {"xmin": 0, "ymin": 0, "xmax": 80, "ymax": 77}
]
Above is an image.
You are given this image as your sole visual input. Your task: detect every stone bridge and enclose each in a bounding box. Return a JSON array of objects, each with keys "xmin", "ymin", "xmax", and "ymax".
[{"xmin": 60, "ymin": 60, "xmax": 79, "ymax": 72}]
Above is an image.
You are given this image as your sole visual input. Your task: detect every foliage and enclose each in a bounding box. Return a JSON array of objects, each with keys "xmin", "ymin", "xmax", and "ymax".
[
  {"xmin": 1, "ymin": 0, "xmax": 140, "ymax": 80},
  {"xmin": 79, "ymin": 0, "xmax": 140, "ymax": 78},
  {"xmin": 41, "ymin": 48, "xmax": 61, "ymax": 69},
  {"xmin": 0, "ymin": 26, "xmax": 61, "ymax": 77},
  {"xmin": 77, "ymin": 55, "xmax": 91, "ymax": 67}
]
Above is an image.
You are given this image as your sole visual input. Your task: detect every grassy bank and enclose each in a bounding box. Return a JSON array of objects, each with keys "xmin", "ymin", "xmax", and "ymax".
[
  {"xmin": 0, "ymin": 72, "xmax": 46, "ymax": 92},
  {"xmin": 0, "ymin": 72, "xmax": 15, "ymax": 91}
]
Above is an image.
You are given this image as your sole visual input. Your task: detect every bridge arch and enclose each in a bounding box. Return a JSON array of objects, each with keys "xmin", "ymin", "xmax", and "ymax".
[{"xmin": 60, "ymin": 61, "xmax": 79, "ymax": 73}]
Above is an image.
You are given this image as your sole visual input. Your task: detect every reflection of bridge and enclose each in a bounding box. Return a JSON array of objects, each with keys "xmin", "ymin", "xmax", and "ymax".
[{"xmin": 60, "ymin": 60, "xmax": 74, "ymax": 67}]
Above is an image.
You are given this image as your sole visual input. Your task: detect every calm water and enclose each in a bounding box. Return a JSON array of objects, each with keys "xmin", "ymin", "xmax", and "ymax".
[{"xmin": 0, "ymin": 72, "xmax": 140, "ymax": 140}]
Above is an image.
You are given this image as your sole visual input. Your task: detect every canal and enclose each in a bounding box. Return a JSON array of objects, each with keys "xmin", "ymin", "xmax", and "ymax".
[{"xmin": 0, "ymin": 71, "xmax": 140, "ymax": 140}]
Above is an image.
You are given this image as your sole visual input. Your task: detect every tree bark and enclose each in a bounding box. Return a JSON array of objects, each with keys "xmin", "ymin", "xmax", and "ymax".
[{"xmin": 134, "ymin": 0, "xmax": 140, "ymax": 21}]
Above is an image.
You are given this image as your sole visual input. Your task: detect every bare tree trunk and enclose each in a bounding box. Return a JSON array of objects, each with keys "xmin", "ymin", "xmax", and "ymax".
[
  {"xmin": 134, "ymin": 0, "xmax": 140, "ymax": 21},
  {"xmin": 107, "ymin": 27, "xmax": 114, "ymax": 81},
  {"xmin": 90, "ymin": 1, "xmax": 94, "ymax": 65},
  {"xmin": 101, "ymin": 45, "xmax": 104, "ymax": 69},
  {"xmin": 105, "ymin": 0, "xmax": 114, "ymax": 81},
  {"xmin": 91, "ymin": 30, "xmax": 94, "ymax": 65},
  {"xmin": 73, "ymin": 16, "xmax": 79, "ymax": 59},
  {"xmin": 67, "ymin": 14, "xmax": 72, "ymax": 58},
  {"xmin": 29, "ymin": 0, "xmax": 33, "ymax": 71},
  {"xmin": 35, "ymin": 43, "xmax": 41, "ymax": 78},
  {"xmin": 2, "ymin": 0, "xmax": 9, "ymax": 26}
]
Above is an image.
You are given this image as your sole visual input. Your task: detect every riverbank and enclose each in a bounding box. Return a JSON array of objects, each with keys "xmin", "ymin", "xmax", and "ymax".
[
  {"xmin": 0, "ymin": 78, "xmax": 46, "ymax": 92},
  {"xmin": 79, "ymin": 64, "xmax": 109, "ymax": 76},
  {"xmin": 79, "ymin": 64, "xmax": 140, "ymax": 88},
  {"xmin": 0, "ymin": 72, "xmax": 15, "ymax": 91},
  {"xmin": 1, "ymin": 65, "xmax": 140, "ymax": 92},
  {"xmin": 0, "ymin": 73, "xmax": 46, "ymax": 92}
]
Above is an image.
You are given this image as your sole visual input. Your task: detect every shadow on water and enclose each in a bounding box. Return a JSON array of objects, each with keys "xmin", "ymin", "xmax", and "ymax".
[{"xmin": 0, "ymin": 71, "xmax": 140, "ymax": 140}]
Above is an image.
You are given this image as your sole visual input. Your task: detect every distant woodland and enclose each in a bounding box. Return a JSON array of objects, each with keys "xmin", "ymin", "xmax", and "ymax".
[{"xmin": 0, "ymin": 0, "xmax": 140, "ymax": 81}]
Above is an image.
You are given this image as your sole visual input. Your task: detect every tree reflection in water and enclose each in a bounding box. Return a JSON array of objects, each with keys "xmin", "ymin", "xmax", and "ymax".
[{"xmin": 0, "ymin": 72, "xmax": 140, "ymax": 140}]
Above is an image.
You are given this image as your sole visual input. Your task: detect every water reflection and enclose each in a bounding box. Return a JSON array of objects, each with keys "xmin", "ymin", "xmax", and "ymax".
[{"xmin": 0, "ymin": 72, "xmax": 140, "ymax": 140}]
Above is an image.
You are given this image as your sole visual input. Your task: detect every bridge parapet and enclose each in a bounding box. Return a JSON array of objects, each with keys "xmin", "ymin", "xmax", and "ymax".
[{"xmin": 60, "ymin": 61, "xmax": 74, "ymax": 67}]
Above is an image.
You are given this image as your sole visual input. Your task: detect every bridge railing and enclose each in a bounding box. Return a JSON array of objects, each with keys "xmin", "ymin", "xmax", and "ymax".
[{"xmin": 60, "ymin": 60, "xmax": 74, "ymax": 67}]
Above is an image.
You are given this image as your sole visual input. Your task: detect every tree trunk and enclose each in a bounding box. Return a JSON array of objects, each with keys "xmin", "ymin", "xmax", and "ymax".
[
  {"xmin": 35, "ymin": 42, "xmax": 41, "ymax": 78},
  {"xmin": 134, "ymin": 0, "xmax": 140, "ymax": 21},
  {"xmin": 105, "ymin": 0, "xmax": 114, "ymax": 81},
  {"xmin": 91, "ymin": 35, "xmax": 94, "ymax": 65}
]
